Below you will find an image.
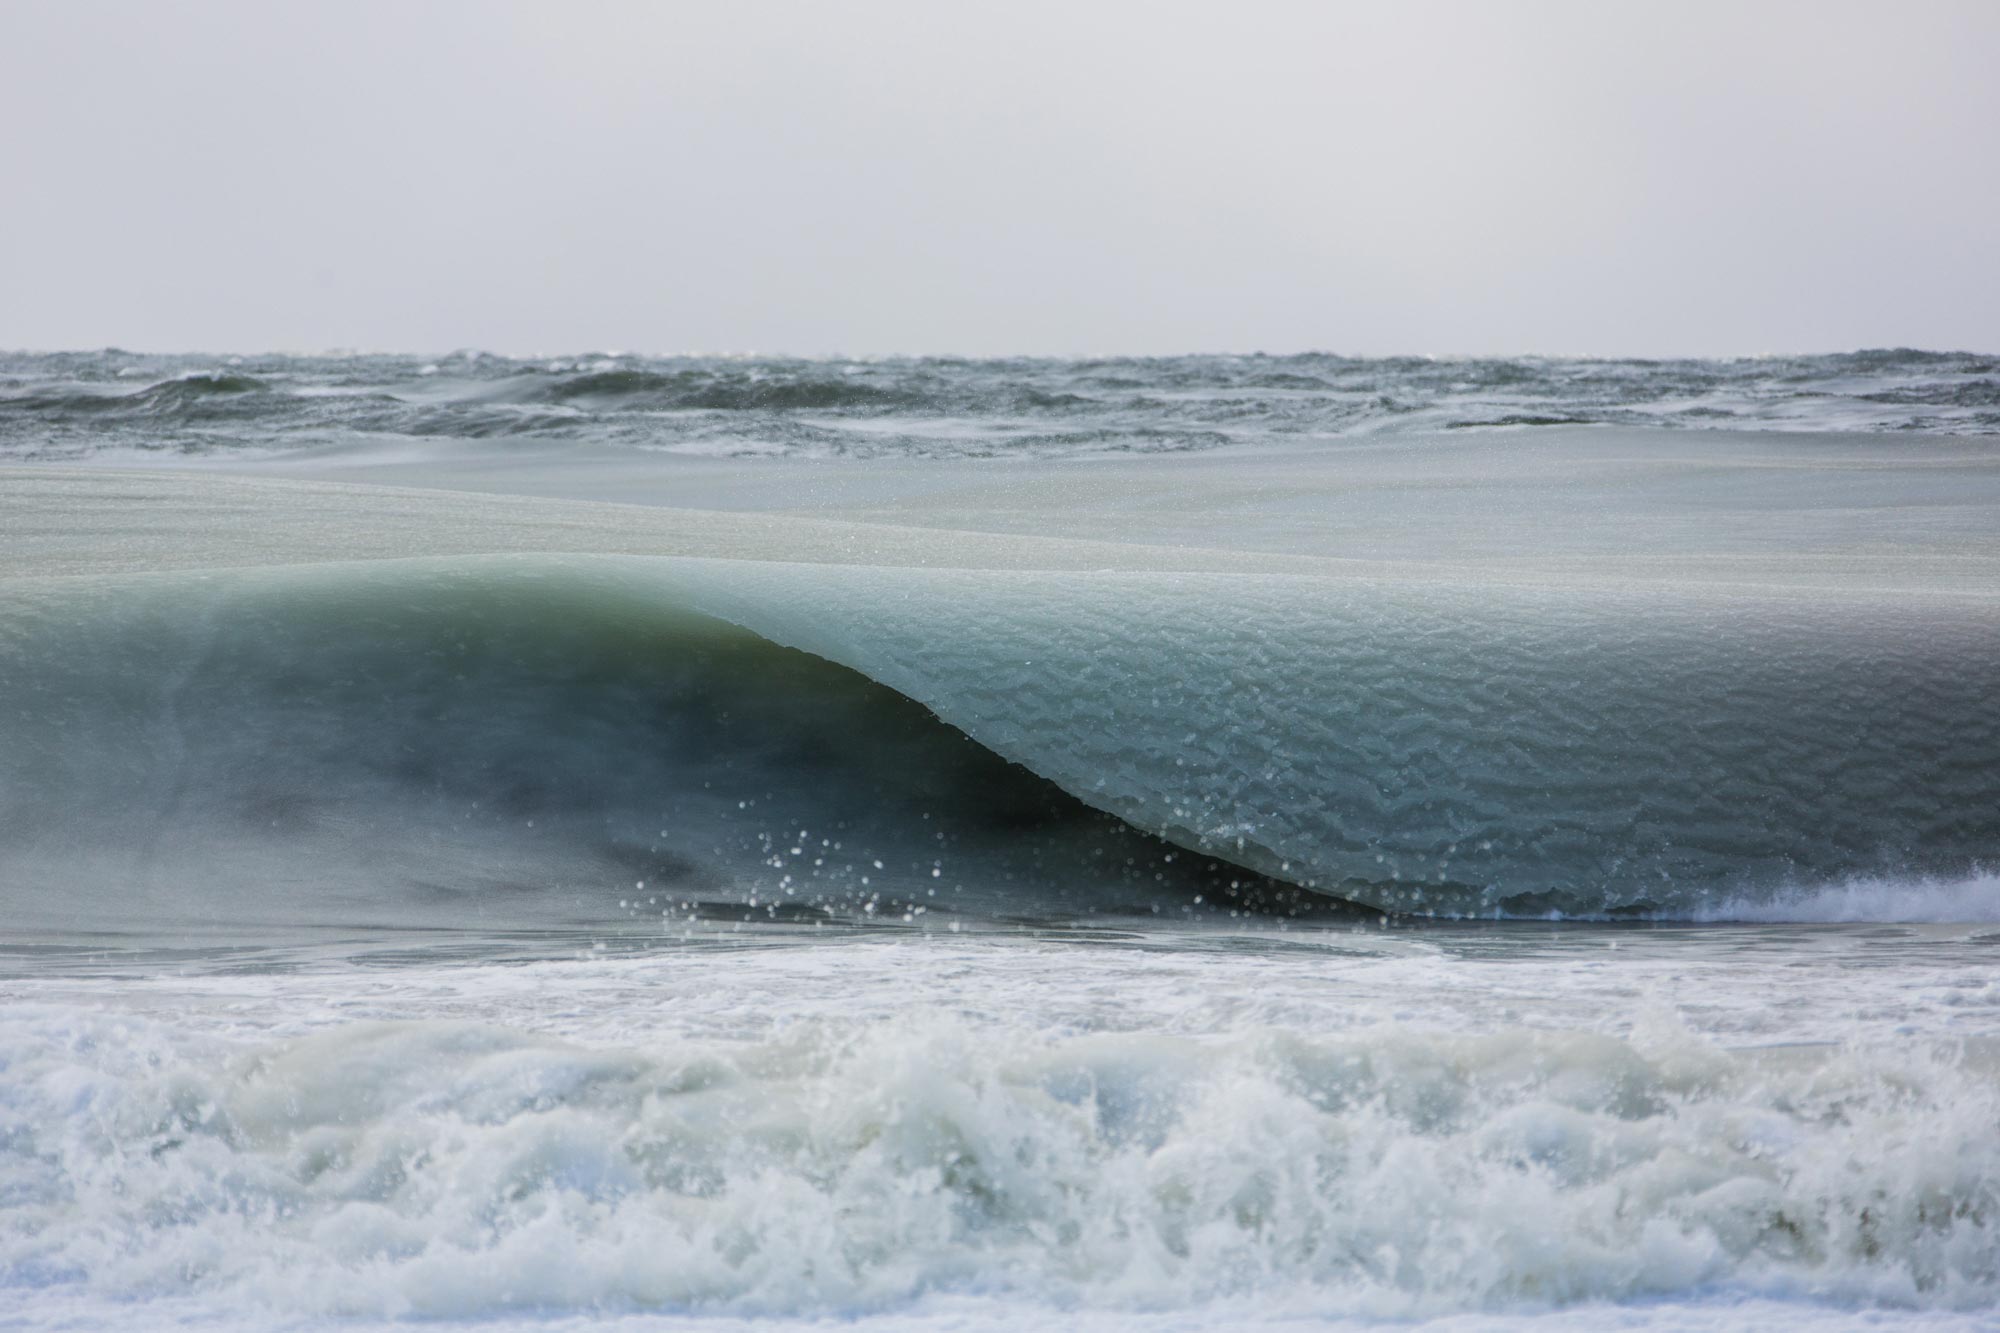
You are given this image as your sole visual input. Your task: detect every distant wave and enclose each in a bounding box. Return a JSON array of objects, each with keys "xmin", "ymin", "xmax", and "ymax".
[
  {"xmin": 1858, "ymin": 379, "xmax": 2000, "ymax": 408},
  {"xmin": 543, "ymin": 368, "xmax": 914, "ymax": 411},
  {"xmin": 4, "ymin": 348, "xmax": 1997, "ymax": 461},
  {"xmin": 3, "ymin": 371, "xmax": 272, "ymax": 419}
]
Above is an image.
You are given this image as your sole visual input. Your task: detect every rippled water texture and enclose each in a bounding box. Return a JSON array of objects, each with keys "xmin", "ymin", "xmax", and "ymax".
[{"xmin": 3, "ymin": 347, "xmax": 1997, "ymax": 463}]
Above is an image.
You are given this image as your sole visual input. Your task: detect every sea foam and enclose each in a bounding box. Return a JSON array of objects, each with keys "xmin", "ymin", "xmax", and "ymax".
[{"xmin": 4, "ymin": 993, "xmax": 1995, "ymax": 1321}]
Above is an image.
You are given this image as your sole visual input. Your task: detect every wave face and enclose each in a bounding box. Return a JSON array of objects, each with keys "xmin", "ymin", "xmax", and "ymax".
[
  {"xmin": 2, "ymin": 347, "xmax": 1997, "ymax": 462},
  {"xmin": 695, "ymin": 563, "xmax": 2000, "ymax": 918},
  {"xmin": 0, "ymin": 562, "xmax": 1321, "ymax": 943},
  {"xmin": 2, "ymin": 545, "xmax": 1996, "ymax": 929}
]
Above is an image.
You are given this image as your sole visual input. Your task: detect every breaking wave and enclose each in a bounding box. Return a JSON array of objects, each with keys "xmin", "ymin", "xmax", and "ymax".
[
  {"xmin": 4, "ymin": 1001, "xmax": 1996, "ymax": 1319},
  {"xmin": 0, "ymin": 560, "xmax": 1328, "ymax": 942},
  {"xmin": 3, "ymin": 548, "xmax": 1996, "ymax": 933}
]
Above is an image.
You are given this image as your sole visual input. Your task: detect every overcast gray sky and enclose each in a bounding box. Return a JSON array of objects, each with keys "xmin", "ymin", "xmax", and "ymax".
[{"xmin": 3, "ymin": 0, "xmax": 1995, "ymax": 357}]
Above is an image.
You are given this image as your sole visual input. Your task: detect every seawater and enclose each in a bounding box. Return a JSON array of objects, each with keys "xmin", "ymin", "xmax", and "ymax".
[
  {"xmin": 3, "ymin": 347, "xmax": 1999, "ymax": 464},
  {"xmin": 2, "ymin": 350, "xmax": 1998, "ymax": 1330},
  {"xmin": 7, "ymin": 927, "xmax": 1999, "ymax": 1332}
]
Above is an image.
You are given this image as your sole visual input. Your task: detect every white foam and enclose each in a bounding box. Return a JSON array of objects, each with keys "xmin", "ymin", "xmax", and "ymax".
[
  {"xmin": 1700, "ymin": 873, "xmax": 2000, "ymax": 923},
  {"xmin": 4, "ymin": 935, "xmax": 1998, "ymax": 1327}
]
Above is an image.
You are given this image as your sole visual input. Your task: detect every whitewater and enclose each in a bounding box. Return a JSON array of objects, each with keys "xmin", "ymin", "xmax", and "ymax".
[{"xmin": 2, "ymin": 350, "xmax": 1998, "ymax": 1332}]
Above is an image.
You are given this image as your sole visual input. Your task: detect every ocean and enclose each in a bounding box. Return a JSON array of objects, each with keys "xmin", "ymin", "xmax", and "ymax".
[{"xmin": 2, "ymin": 348, "xmax": 1997, "ymax": 1331}]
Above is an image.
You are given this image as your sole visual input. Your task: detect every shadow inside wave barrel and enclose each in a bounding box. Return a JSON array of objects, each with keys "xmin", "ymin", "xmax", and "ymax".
[{"xmin": 0, "ymin": 560, "xmax": 1364, "ymax": 954}]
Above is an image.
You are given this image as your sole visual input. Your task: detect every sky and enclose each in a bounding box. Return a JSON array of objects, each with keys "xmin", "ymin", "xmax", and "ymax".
[{"xmin": 2, "ymin": 0, "xmax": 1996, "ymax": 358}]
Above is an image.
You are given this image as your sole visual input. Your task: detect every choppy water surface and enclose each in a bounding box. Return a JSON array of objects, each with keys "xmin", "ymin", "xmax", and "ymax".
[
  {"xmin": 2, "ymin": 347, "xmax": 1998, "ymax": 1331},
  {"xmin": 2, "ymin": 346, "xmax": 1997, "ymax": 462}
]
